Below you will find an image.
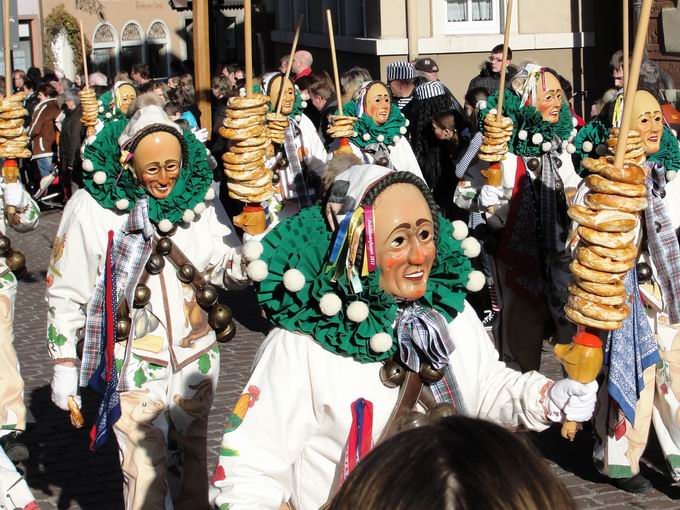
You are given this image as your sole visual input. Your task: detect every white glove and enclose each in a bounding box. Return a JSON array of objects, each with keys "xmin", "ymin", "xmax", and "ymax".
[
  {"xmin": 547, "ymin": 379, "xmax": 598, "ymax": 422},
  {"xmin": 0, "ymin": 182, "xmax": 27, "ymax": 209},
  {"xmin": 192, "ymin": 127, "xmax": 209, "ymax": 144},
  {"xmin": 51, "ymin": 364, "xmax": 81, "ymax": 411},
  {"xmin": 479, "ymin": 185, "xmax": 505, "ymax": 209}
]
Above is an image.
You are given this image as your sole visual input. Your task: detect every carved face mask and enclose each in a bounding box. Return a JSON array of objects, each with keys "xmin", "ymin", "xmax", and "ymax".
[
  {"xmin": 269, "ymin": 76, "xmax": 296, "ymax": 116},
  {"xmin": 633, "ymin": 90, "xmax": 663, "ymax": 155},
  {"xmin": 132, "ymin": 131, "xmax": 182, "ymax": 199},
  {"xmin": 365, "ymin": 83, "xmax": 391, "ymax": 125},
  {"xmin": 373, "ymin": 183, "xmax": 436, "ymax": 300},
  {"xmin": 536, "ymin": 72, "xmax": 563, "ymax": 124},
  {"xmin": 116, "ymin": 84, "xmax": 138, "ymax": 115}
]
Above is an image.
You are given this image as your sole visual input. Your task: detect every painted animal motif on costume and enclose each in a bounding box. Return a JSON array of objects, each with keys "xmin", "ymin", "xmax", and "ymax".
[
  {"xmin": 180, "ymin": 284, "xmax": 211, "ymax": 347},
  {"xmin": 48, "ymin": 234, "xmax": 66, "ymax": 278},
  {"xmin": 0, "ymin": 293, "xmax": 25, "ymax": 431},
  {"xmin": 172, "ymin": 379, "xmax": 214, "ymax": 509},
  {"xmin": 224, "ymin": 385, "xmax": 261, "ymax": 432},
  {"xmin": 113, "ymin": 391, "xmax": 166, "ymax": 510}
]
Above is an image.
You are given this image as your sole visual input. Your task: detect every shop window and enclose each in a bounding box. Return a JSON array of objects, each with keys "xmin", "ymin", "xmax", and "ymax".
[
  {"xmin": 92, "ymin": 22, "xmax": 118, "ymax": 77},
  {"xmin": 120, "ymin": 21, "xmax": 144, "ymax": 75},
  {"xmin": 445, "ymin": 0, "xmax": 499, "ymax": 34},
  {"xmin": 147, "ymin": 21, "xmax": 170, "ymax": 79}
]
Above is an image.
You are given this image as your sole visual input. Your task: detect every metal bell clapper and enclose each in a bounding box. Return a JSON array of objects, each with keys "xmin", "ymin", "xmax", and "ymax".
[
  {"xmin": 145, "ymin": 254, "xmax": 165, "ymax": 275},
  {"xmin": 380, "ymin": 359, "xmax": 406, "ymax": 388}
]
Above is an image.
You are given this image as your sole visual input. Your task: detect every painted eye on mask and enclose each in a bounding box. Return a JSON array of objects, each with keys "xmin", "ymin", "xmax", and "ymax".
[
  {"xmin": 418, "ymin": 229, "xmax": 432, "ymax": 241},
  {"xmin": 391, "ymin": 235, "xmax": 406, "ymax": 248}
]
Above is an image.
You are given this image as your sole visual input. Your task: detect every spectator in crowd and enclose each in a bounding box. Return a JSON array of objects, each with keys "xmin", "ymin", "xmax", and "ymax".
[
  {"xmin": 330, "ymin": 417, "xmax": 577, "ymax": 510},
  {"xmin": 558, "ymin": 76, "xmax": 585, "ymax": 127},
  {"xmin": 589, "ymin": 88, "xmax": 617, "ymax": 119},
  {"xmin": 12, "ymin": 70, "xmax": 25, "ymax": 94},
  {"xmin": 307, "ymin": 78, "xmax": 337, "ymax": 146},
  {"xmin": 56, "ymin": 88, "xmax": 83, "ymax": 204},
  {"xmin": 130, "ymin": 63, "xmax": 153, "ymax": 92},
  {"xmin": 414, "ymin": 57, "xmax": 440, "ymax": 82},
  {"xmin": 168, "ymin": 73, "xmax": 200, "ymax": 129},
  {"xmin": 279, "ymin": 55, "xmax": 290, "ymax": 74},
  {"xmin": 340, "ymin": 66, "xmax": 371, "ymax": 104},
  {"xmin": 292, "ymin": 50, "xmax": 313, "ymax": 81},
  {"xmin": 114, "ymin": 71, "xmax": 131, "ymax": 83},
  {"xmin": 151, "ymin": 81, "xmax": 170, "ymax": 103},
  {"xmin": 26, "ymin": 66, "xmax": 41, "ymax": 86},
  {"xmin": 209, "ymin": 74, "xmax": 233, "ymax": 165},
  {"xmin": 22, "ymin": 79, "xmax": 39, "ymax": 123},
  {"xmin": 28, "ymin": 83, "xmax": 60, "ymax": 181},
  {"xmin": 464, "ymin": 87, "xmax": 490, "ymax": 129},
  {"xmin": 46, "ymin": 75, "xmax": 71, "ymax": 96},
  {"xmin": 386, "ymin": 61, "xmax": 417, "ymax": 112},
  {"xmin": 88, "ymin": 71, "xmax": 109, "ymax": 97},
  {"xmin": 467, "ymin": 44, "xmax": 517, "ymax": 95},
  {"xmin": 297, "ymin": 69, "xmax": 334, "ymax": 130},
  {"xmin": 170, "ymin": 58, "xmax": 186, "ymax": 78}
]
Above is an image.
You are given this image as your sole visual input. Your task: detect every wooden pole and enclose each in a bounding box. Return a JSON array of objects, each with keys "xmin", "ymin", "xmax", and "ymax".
[
  {"xmin": 623, "ymin": 0, "xmax": 629, "ymax": 92},
  {"xmin": 613, "ymin": 0, "xmax": 652, "ymax": 169},
  {"xmin": 406, "ymin": 0, "xmax": 418, "ymax": 62},
  {"xmin": 3, "ymin": 0, "xmax": 11, "ymax": 97},
  {"xmin": 244, "ymin": 0, "xmax": 253, "ymax": 97},
  {"xmin": 193, "ymin": 0, "xmax": 212, "ymax": 131},
  {"xmin": 79, "ymin": 20, "xmax": 90, "ymax": 90},
  {"xmin": 326, "ymin": 9, "xmax": 343, "ymax": 115},
  {"xmin": 275, "ymin": 15, "xmax": 303, "ymax": 115},
  {"xmin": 495, "ymin": 0, "xmax": 513, "ymax": 122}
]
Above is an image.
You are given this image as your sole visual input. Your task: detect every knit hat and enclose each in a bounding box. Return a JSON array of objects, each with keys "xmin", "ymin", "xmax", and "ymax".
[
  {"xmin": 88, "ymin": 72, "xmax": 108, "ymax": 87},
  {"xmin": 387, "ymin": 62, "xmax": 416, "ymax": 82},
  {"xmin": 414, "ymin": 57, "xmax": 439, "ymax": 73},
  {"xmin": 415, "ymin": 80, "xmax": 446, "ymax": 100}
]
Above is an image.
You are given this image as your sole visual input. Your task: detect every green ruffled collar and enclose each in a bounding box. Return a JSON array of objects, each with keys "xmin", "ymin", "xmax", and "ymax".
[
  {"xmin": 97, "ymin": 89, "xmax": 129, "ymax": 124},
  {"xmin": 648, "ymin": 126, "xmax": 680, "ymax": 172},
  {"xmin": 256, "ymin": 206, "xmax": 473, "ymax": 363},
  {"xmin": 342, "ymin": 100, "xmax": 408, "ymax": 149},
  {"xmin": 81, "ymin": 119, "xmax": 213, "ymax": 226},
  {"xmin": 479, "ymin": 89, "xmax": 574, "ymax": 157}
]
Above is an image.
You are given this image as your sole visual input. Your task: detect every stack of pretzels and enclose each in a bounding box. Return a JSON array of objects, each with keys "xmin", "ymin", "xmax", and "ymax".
[
  {"xmin": 326, "ymin": 115, "xmax": 357, "ymax": 139},
  {"xmin": 80, "ymin": 89, "xmax": 99, "ymax": 136},
  {"xmin": 479, "ymin": 113, "xmax": 513, "ymax": 162},
  {"xmin": 0, "ymin": 92, "xmax": 30, "ymax": 159},
  {"xmin": 565, "ymin": 135, "xmax": 648, "ymax": 330},
  {"xmin": 220, "ymin": 94, "xmax": 275, "ymax": 203},
  {"xmin": 607, "ymin": 127, "xmax": 646, "ymax": 166},
  {"xmin": 265, "ymin": 112, "xmax": 288, "ymax": 145}
]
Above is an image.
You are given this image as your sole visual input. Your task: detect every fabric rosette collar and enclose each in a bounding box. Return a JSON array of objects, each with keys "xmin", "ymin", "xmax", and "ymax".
[
  {"xmin": 252, "ymin": 167, "xmax": 478, "ymax": 364},
  {"xmin": 81, "ymin": 106, "xmax": 213, "ymax": 226}
]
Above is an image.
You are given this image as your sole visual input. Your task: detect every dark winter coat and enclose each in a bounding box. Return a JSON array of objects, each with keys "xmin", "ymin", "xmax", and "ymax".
[{"xmin": 467, "ymin": 62, "xmax": 518, "ymax": 95}]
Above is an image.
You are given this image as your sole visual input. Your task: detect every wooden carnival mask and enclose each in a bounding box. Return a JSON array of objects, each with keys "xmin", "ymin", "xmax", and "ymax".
[
  {"xmin": 373, "ymin": 183, "xmax": 436, "ymax": 300},
  {"xmin": 131, "ymin": 131, "xmax": 182, "ymax": 199},
  {"xmin": 365, "ymin": 83, "xmax": 391, "ymax": 126},
  {"xmin": 116, "ymin": 83, "xmax": 137, "ymax": 115},
  {"xmin": 269, "ymin": 75, "xmax": 296, "ymax": 116},
  {"xmin": 536, "ymin": 72, "xmax": 563, "ymax": 124},
  {"xmin": 632, "ymin": 90, "xmax": 663, "ymax": 155}
]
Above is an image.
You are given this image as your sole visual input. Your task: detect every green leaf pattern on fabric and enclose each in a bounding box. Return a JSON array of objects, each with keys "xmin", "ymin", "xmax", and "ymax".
[
  {"xmin": 198, "ymin": 353, "xmax": 212, "ymax": 375},
  {"xmin": 219, "ymin": 446, "xmax": 240, "ymax": 457},
  {"xmin": 48, "ymin": 324, "xmax": 67, "ymax": 346},
  {"xmin": 133, "ymin": 367, "xmax": 148, "ymax": 388}
]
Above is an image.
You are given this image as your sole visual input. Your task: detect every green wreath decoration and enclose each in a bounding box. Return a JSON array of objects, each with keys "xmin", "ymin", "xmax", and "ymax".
[
  {"xmin": 341, "ymin": 100, "xmax": 408, "ymax": 149},
  {"xmin": 479, "ymin": 89, "xmax": 574, "ymax": 157},
  {"xmin": 81, "ymin": 119, "xmax": 213, "ymax": 226},
  {"xmin": 255, "ymin": 205, "xmax": 473, "ymax": 363},
  {"xmin": 43, "ymin": 4, "xmax": 91, "ymax": 76}
]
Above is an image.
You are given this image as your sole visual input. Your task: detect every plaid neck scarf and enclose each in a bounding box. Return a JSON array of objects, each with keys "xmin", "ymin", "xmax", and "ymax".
[
  {"xmin": 362, "ymin": 142, "xmax": 394, "ymax": 170},
  {"xmin": 283, "ymin": 120, "xmax": 312, "ymax": 208},
  {"xmin": 538, "ymin": 141, "xmax": 565, "ymax": 255},
  {"xmin": 396, "ymin": 303, "xmax": 454, "ymax": 372},
  {"xmin": 644, "ymin": 164, "xmax": 680, "ymax": 323},
  {"xmin": 81, "ymin": 198, "xmax": 154, "ymax": 388}
]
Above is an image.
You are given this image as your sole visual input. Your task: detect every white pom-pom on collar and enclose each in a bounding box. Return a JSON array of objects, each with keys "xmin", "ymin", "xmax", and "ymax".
[
  {"xmin": 362, "ymin": 133, "xmax": 371, "ymax": 141},
  {"xmin": 93, "ymin": 171, "xmax": 107, "ymax": 185},
  {"xmin": 466, "ymin": 270, "xmax": 486, "ymax": 292},
  {"xmin": 193, "ymin": 202, "xmax": 206, "ymax": 215},
  {"xmin": 541, "ymin": 141, "xmax": 552, "ymax": 153},
  {"xmin": 461, "ymin": 237, "xmax": 481, "ymax": 258},
  {"xmin": 347, "ymin": 301, "xmax": 369, "ymax": 323},
  {"xmin": 283, "ymin": 268, "xmax": 306, "ymax": 292},
  {"xmin": 399, "ymin": 126, "xmax": 407, "ymax": 134},
  {"xmin": 477, "ymin": 100, "xmax": 487, "ymax": 110},
  {"xmin": 370, "ymin": 332, "xmax": 393, "ymax": 353},
  {"xmin": 115, "ymin": 198, "xmax": 129, "ymax": 210},
  {"xmin": 377, "ymin": 134, "xmax": 385, "ymax": 143},
  {"xmin": 205, "ymin": 187, "xmax": 216, "ymax": 201},
  {"xmin": 451, "ymin": 220, "xmax": 468, "ymax": 241},
  {"xmin": 319, "ymin": 293, "xmax": 343, "ymax": 316},
  {"xmin": 82, "ymin": 159, "xmax": 94, "ymax": 172},
  {"xmin": 183, "ymin": 209, "xmax": 196, "ymax": 223},
  {"xmin": 572, "ymin": 116, "xmax": 578, "ymax": 127},
  {"xmin": 531, "ymin": 133, "xmax": 543, "ymax": 145},
  {"xmin": 158, "ymin": 219, "xmax": 173, "ymax": 233},
  {"xmin": 667, "ymin": 170, "xmax": 677, "ymax": 181},
  {"xmin": 517, "ymin": 129, "xmax": 528, "ymax": 141},
  {"xmin": 247, "ymin": 259, "xmax": 268, "ymax": 282},
  {"xmin": 242, "ymin": 240, "xmax": 264, "ymax": 261},
  {"xmin": 566, "ymin": 143, "xmax": 576, "ymax": 154},
  {"xmin": 582, "ymin": 141, "xmax": 593, "ymax": 153},
  {"xmin": 393, "ymin": 135, "xmax": 400, "ymax": 143}
]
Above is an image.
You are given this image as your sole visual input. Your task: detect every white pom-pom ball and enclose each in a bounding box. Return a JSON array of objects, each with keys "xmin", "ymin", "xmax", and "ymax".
[
  {"xmin": 477, "ymin": 100, "xmax": 487, "ymax": 110},
  {"xmin": 405, "ymin": 119, "xmax": 410, "ymax": 127},
  {"xmin": 363, "ymin": 133, "xmax": 371, "ymax": 141},
  {"xmin": 531, "ymin": 133, "xmax": 543, "ymax": 145},
  {"xmin": 319, "ymin": 293, "xmax": 343, "ymax": 316},
  {"xmin": 205, "ymin": 148, "xmax": 211, "ymax": 155},
  {"xmin": 561, "ymin": 140, "xmax": 569, "ymax": 150},
  {"xmin": 466, "ymin": 270, "xmax": 486, "ymax": 292},
  {"xmin": 98, "ymin": 106, "xmax": 104, "ymax": 113},
  {"xmin": 542, "ymin": 141, "xmax": 552, "ymax": 152},
  {"xmin": 295, "ymin": 115, "xmax": 302, "ymax": 122},
  {"xmin": 242, "ymin": 240, "xmax": 264, "ymax": 261},
  {"xmin": 451, "ymin": 220, "xmax": 468, "ymax": 241},
  {"xmin": 158, "ymin": 219, "xmax": 173, "ymax": 233},
  {"xmin": 596, "ymin": 144, "xmax": 607, "ymax": 156},
  {"xmin": 566, "ymin": 143, "xmax": 576, "ymax": 154},
  {"xmin": 352, "ymin": 131, "xmax": 358, "ymax": 137},
  {"xmin": 399, "ymin": 126, "xmax": 407, "ymax": 134},
  {"xmin": 347, "ymin": 301, "xmax": 370, "ymax": 323},
  {"xmin": 673, "ymin": 129, "xmax": 678, "ymax": 137},
  {"xmin": 183, "ymin": 209, "xmax": 196, "ymax": 223},
  {"xmin": 518, "ymin": 129, "xmax": 528, "ymax": 141},
  {"xmin": 247, "ymin": 259, "xmax": 268, "ymax": 282},
  {"xmin": 572, "ymin": 117, "xmax": 578, "ymax": 127},
  {"xmin": 93, "ymin": 171, "xmax": 107, "ymax": 185},
  {"xmin": 97, "ymin": 100, "xmax": 103, "ymax": 106},
  {"xmin": 571, "ymin": 128, "xmax": 578, "ymax": 139},
  {"xmin": 283, "ymin": 268, "xmax": 306, "ymax": 292},
  {"xmin": 193, "ymin": 202, "xmax": 206, "ymax": 215},
  {"xmin": 583, "ymin": 141, "xmax": 593, "ymax": 153},
  {"xmin": 393, "ymin": 135, "xmax": 400, "ymax": 142},
  {"xmin": 239, "ymin": 88, "xmax": 246, "ymax": 97},
  {"xmin": 489, "ymin": 108, "xmax": 498, "ymax": 115},
  {"xmin": 86, "ymin": 135, "xmax": 96, "ymax": 145},
  {"xmin": 205, "ymin": 187, "xmax": 216, "ymax": 200},
  {"xmin": 461, "ymin": 237, "xmax": 481, "ymax": 258},
  {"xmin": 105, "ymin": 112, "xmax": 112, "ymax": 119},
  {"xmin": 377, "ymin": 134, "xmax": 385, "ymax": 143},
  {"xmin": 115, "ymin": 198, "xmax": 129, "ymax": 210},
  {"xmin": 370, "ymin": 332, "xmax": 393, "ymax": 353},
  {"xmin": 82, "ymin": 159, "xmax": 94, "ymax": 172},
  {"xmin": 667, "ymin": 170, "xmax": 677, "ymax": 181},
  {"xmin": 301, "ymin": 101, "xmax": 308, "ymax": 108}
]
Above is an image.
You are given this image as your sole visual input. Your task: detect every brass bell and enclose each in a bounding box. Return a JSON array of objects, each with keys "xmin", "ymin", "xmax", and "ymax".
[
  {"xmin": 155, "ymin": 238, "xmax": 173, "ymax": 256},
  {"xmin": 145, "ymin": 254, "xmax": 165, "ymax": 275},
  {"xmin": 215, "ymin": 321, "xmax": 236, "ymax": 343},
  {"xmin": 637, "ymin": 262, "xmax": 652, "ymax": 283},
  {"xmin": 0, "ymin": 235, "xmax": 10, "ymax": 256},
  {"xmin": 118, "ymin": 299, "xmax": 130, "ymax": 319},
  {"xmin": 177, "ymin": 263, "xmax": 196, "ymax": 283},
  {"xmin": 279, "ymin": 157, "xmax": 289, "ymax": 168},
  {"xmin": 428, "ymin": 402, "xmax": 456, "ymax": 420},
  {"xmin": 5, "ymin": 250, "xmax": 26, "ymax": 276},
  {"xmin": 196, "ymin": 285, "xmax": 218, "ymax": 309},
  {"xmin": 115, "ymin": 317, "xmax": 132, "ymax": 341},
  {"xmin": 419, "ymin": 363, "xmax": 445, "ymax": 384},
  {"xmin": 208, "ymin": 303, "xmax": 233, "ymax": 330},
  {"xmin": 380, "ymin": 360, "xmax": 406, "ymax": 388},
  {"xmin": 376, "ymin": 156, "xmax": 390, "ymax": 167},
  {"xmin": 133, "ymin": 283, "xmax": 152, "ymax": 308},
  {"xmin": 397, "ymin": 411, "xmax": 429, "ymax": 432},
  {"xmin": 271, "ymin": 171, "xmax": 281, "ymax": 185},
  {"xmin": 527, "ymin": 157, "xmax": 540, "ymax": 172}
]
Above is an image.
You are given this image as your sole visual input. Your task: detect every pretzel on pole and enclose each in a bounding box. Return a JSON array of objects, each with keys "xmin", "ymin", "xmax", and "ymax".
[{"xmin": 495, "ymin": 0, "xmax": 513, "ymax": 123}]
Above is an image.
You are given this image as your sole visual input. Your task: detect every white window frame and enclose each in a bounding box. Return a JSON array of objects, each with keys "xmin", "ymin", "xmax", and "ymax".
[
  {"xmin": 444, "ymin": 0, "xmax": 500, "ymax": 35},
  {"xmin": 91, "ymin": 21, "xmax": 119, "ymax": 73},
  {"xmin": 146, "ymin": 19, "xmax": 171, "ymax": 79},
  {"xmin": 120, "ymin": 20, "xmax": 145, "ymax": 62}
]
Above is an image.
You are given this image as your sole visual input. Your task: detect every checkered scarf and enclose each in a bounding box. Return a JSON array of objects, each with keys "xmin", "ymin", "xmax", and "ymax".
[
  {"xmin": 539, "ymin": 142, "xmax": 565, "ymax": 255},
  {"xmin": 430, "ymin": 365, "xmax": 467, "ymax": 414},
  {"xmin": 644, "ymin": 163, "xmax": 680, "ymax": 324},
  {"xmin": 396, "ymin": 303, "xmax": 454, "ymax": 372},
  {"xmin": 80, "ymin": 199, "xmax": 154, "ymax": 388},
  {"xmin": 283, "ymin": 120, "xmax": 313, "ymax": 208}
]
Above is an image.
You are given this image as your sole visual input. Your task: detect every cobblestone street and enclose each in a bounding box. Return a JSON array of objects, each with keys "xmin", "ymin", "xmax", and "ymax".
[{"xmin": 6, "ymin": 209, "xmax": 680, "ymax": 509}]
